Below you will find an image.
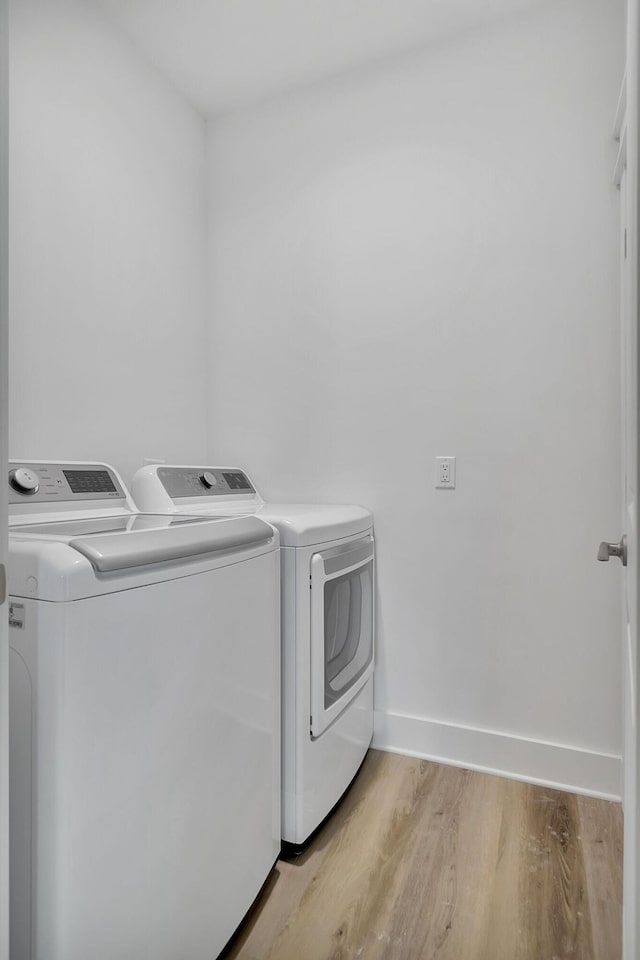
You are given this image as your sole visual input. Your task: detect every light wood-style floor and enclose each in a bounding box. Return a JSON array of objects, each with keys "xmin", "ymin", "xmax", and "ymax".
[{"xmin": 221, "ymin": 750, "xmax": 622, "ymax": 960}]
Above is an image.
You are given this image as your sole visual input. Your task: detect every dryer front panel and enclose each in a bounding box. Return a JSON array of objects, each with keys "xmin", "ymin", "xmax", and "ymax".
[{"xmin": 310, "ymin": 535, "xmax": 374, "ymax": 738}]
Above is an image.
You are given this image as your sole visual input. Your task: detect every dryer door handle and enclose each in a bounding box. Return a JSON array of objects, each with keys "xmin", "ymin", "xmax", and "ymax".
[{"xmin": 313, "ymin": 537, "xmax": 374, "ymax": 583}]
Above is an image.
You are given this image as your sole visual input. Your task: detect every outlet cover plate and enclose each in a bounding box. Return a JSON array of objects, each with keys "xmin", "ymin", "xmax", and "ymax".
[{"xmin": 436, "ymin": 456, "xmax": 456, "ymax": 489}]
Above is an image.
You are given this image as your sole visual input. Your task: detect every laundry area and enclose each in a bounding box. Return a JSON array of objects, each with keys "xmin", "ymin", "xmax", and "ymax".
[{"xmin": 0, "ymin": 0, "xmax": 635, "ymax": 958}]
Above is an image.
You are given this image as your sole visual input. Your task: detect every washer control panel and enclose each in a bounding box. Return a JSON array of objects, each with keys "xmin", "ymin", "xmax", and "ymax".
[
  {"xmin": 8, "ymin": 462, "xmax": 126, "ymax": 504},
  {"xmin": 157, "ymin": 467, "xmax": 255, "ymax": 499}
]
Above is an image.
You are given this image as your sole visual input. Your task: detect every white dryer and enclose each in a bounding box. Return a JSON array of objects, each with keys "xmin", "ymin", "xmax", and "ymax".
[
  {"xmin": 8, "ymin": 461, "xmax": 281, "ymax": 960},
  {"xmin": 132, "ymin": 465, "xmax": 374, "ymax": 847}
]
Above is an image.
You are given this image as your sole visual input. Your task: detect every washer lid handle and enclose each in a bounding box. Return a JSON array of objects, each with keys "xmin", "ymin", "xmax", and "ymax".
[{"xmin": 69, "ymin": 516, "xmax": 275, "ymax": 572}]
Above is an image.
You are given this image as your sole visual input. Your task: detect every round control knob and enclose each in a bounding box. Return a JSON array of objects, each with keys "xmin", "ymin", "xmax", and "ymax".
[
  {"xmin": 200, "ymin": 471, "xmax": 217, "ymax": 489},
  {"xmin": 10, "ymin": 467, "xmax": 40, "ymax": 495}
]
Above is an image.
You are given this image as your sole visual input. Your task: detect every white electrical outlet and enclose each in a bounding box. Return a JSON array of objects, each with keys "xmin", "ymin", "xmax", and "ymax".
[{"xmin": 436, "ymin": 456, "xmax": 456, "ymax": 489}]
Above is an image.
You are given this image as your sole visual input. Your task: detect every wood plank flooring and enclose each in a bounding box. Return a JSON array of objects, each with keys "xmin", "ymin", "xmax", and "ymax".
[{"xmin": 221, "ymin": 750, "xmax": 622, "ymax": 960}]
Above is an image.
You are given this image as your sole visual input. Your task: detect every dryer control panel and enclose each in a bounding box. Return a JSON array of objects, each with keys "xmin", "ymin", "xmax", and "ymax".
[
  {"xmin": 157, "ymin": 467, "xmax": 255, "ymax": 499},
  {"xmin": 8, "ymin": 462, "xmax": 126, "ymax": 504}
]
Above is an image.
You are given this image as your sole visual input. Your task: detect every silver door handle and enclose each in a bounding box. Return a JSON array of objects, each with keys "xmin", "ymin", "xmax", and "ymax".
[{"xmin": 598, "ymin": 535, "xmax": 627, "ymax": 566}]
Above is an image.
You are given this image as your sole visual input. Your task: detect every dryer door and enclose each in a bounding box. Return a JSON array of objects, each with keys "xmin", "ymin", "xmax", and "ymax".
[{"xmin": 310, "ymin": 535, "xmax": 374, "ymax": 738}]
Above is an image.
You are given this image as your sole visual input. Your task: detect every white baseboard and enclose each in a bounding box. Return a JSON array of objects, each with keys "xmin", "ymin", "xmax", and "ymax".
[{"xmin": 372, "ymin": 710, "xmax": 622, "ymax": 802}]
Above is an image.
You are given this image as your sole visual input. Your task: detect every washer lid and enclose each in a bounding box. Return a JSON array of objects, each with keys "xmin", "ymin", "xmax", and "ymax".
[
  {"xmin": 10, "ymin": 514, "xmax": 274, "ymax": 572},
  {"xmin": 256, "ymin": 504, "xmax": 372, "ymax": 547},
  {"xmin": 9, "ymin": 514, "xmax": 200, "ymax": 538}
]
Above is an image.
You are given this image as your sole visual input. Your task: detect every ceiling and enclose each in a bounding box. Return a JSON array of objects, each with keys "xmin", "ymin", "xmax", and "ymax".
[{"xmin": 92, "ymin": 0, "xmax": 547, "ymax": 118}]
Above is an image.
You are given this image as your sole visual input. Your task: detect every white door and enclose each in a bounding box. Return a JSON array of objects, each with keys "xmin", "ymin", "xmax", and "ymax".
[
  {"xmin": 617, "ymin": 4, "xmax": 639, "ymax": 956},
  {"xmin": 619, "ymin": 159, "xmax": 638, "ymax": 960},
  {"xmin": 0, "ymin": 0, "xmax": 9, "ymax": 956}
]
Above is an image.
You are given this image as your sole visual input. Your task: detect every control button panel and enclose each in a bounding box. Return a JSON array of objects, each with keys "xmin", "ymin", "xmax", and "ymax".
[
  {"xmin": 222, "ymin": 471, "xmax": 252, "ymax": 491},
  {"xmin": 158, "ymin": 467, "xmax": 256, "ymax": 499},
  {"xmin": 8, "ymin": 462, "xmax": 126, "ymax": 504},
  {"xmin": 63, "ymin": 469, "xmax": 118, "ymax": 495}
]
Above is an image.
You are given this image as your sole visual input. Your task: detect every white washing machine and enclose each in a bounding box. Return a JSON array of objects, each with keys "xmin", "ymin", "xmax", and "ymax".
[
  {"xmin": 8, "ymin": 461, "xmax": 281, "ymax": 960},
  {"xmin": 132, "ymin": 465, "xmax": 374, "ymax": 847}
]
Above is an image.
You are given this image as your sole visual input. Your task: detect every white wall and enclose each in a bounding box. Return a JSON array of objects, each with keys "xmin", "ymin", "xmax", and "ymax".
[
  {"xmin": 9, "ymin": 0, "xmax": 209, "ymax": 486},
  {"xmin": 206, "ymin": 0, "xmax": 625, "ymax": 795}
]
